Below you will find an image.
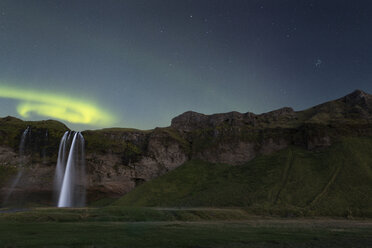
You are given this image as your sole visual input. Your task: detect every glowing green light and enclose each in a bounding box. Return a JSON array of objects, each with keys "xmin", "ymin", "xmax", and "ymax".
[{"xmin": 0, "ymin": 84, "xmax": 115, "ymax": 126}]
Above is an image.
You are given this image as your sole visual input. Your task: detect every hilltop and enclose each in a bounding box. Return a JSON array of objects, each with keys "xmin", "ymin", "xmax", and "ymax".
[{"xmin": 0, "ymin": 90, "xmax": 371, "ymax": 216}]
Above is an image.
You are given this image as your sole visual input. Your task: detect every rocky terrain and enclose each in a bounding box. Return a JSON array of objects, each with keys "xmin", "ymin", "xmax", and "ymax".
[{"xmin": 0, "ymin": 89, "xmax": 372, "ymax": 206}]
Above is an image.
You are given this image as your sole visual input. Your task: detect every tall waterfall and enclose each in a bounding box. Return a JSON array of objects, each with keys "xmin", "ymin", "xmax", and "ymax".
[
  {"xmin": 54, "ymin": 131, "xmax": 86, "ymax": 207},
  {"xmin": 53, "ymin": 131, "xmax": 70, "ymax": 203},
  {"xmin": 2, "ymin": 126, "xmax": 30, "ymax": 205}
]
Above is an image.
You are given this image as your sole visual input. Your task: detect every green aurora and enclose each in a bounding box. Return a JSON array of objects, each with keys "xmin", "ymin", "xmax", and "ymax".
[{"xmin": 0, "ymin": 84, "xmax": 115, "ymax": 126}]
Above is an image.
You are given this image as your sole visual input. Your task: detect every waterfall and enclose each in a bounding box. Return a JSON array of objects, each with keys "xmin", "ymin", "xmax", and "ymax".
[
  {"xmin": 53, "ymin": 131, "xmax": 69, "ymax": 203},
  {"xmin": 2, "ymin": 126, "xmax": 30, "ymax": 205},
  {"xmin": 55, "ymin": 131, "xmax": 86, "ymax": 208},
  {"xmin": 77, "ymin": 132, "xmax": 86, "ymax": 207},
  {"xmin": 19, "ymin": 126, "xmax": 30, "ymax": 158}
]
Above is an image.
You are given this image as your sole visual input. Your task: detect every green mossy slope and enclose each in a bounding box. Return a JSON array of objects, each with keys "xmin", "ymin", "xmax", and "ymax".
[
  {"xmin": 0, "ymin": 116, "xmax": 68, "ymax": 152},
  {"xmin": 114, "ymin": 137, "xmax": 372, "ymax": 217}
]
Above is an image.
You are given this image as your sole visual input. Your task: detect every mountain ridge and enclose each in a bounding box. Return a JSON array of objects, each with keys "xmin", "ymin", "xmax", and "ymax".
[
  {"xmin": 1, "ymin": 89, "xmax": 371, "ymax": 133},
  {"xmin": 0, "ymin": 89, "xmax": 372, "ymax": 209},
  {"xmin": 171, "ymin": 89, "xmax": 372, "ymax": 132}
]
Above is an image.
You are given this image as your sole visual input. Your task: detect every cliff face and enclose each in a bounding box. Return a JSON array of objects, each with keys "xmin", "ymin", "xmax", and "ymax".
[
  {"xmin": 83, "ymin": 128, "xmax": 189, "ymax": 200},
  {"xmin": 1, "ymin": 90, "xmax": 372, "ymax": 205}
]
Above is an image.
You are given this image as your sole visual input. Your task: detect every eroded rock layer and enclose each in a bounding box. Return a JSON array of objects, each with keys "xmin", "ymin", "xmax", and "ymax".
[{"xmin": 1, "ymin": 90, "xmax": 372, "ymax": 205}]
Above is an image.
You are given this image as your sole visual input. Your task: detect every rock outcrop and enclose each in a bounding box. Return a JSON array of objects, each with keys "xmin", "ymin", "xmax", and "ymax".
[{"xmin": 1, "ymin": 90, "xmax": 372, "ymax": 205}]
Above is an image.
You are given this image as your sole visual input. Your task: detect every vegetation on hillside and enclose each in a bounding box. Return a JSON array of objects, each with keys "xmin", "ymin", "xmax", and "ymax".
[
  {"xmin": 114, "ymin": 137, "xmax": 372, "ymax": 217},
  {"xmin": 0, "ymin": 116, "xmax": 68, "ymax": 148}
]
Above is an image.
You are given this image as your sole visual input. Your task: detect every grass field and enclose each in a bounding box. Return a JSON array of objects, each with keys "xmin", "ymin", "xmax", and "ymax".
[
  {"xmin": 0, "ymin": 207, "xmax": 371, "ymax": 248},
  {"xmin": 1, "ymin": 124, "xmax": 372, "ymax": 247},
  {"xmin": 114, "ymin": 137, "xmax": 372, "ymax": 217}
]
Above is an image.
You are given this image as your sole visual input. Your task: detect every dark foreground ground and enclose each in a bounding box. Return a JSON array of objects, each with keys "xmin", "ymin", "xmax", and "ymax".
[
  {"xmin": 0, "ymin": 207, "xmax": 371, "ymax": 248},
  {"xmin": 1, "ymin": 220, "xmax": 372, "ymax": 248}
]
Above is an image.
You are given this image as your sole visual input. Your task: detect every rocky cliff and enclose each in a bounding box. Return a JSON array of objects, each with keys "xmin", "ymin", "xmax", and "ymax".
[{"xmin": 1, "ymin": 90, "xmax": 372, "ymax": 206}]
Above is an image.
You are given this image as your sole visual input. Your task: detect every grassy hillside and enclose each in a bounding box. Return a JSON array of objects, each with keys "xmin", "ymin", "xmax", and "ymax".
[
  {"xmin": 114, "ymin": 137, "xmax": 372, "ymax": 217},
  {"xmin": 0, "ymin": 116, "xmax": 68, "ymax": 155}
]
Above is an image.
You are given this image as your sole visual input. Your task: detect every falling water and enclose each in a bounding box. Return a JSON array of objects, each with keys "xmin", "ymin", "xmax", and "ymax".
[
  {"xmin": 77, "ymin": 132, "xmax": 86, "ymax": 207},
  {"xmin": 2, "ymin": 126, "xmax": 30, "ymax": 205},
  {"xmin": 53, "ymin": 131, "xmax": 69, "ymax": 203},
  {"xmin": 55, "ymin": 131, "xmax": 86, "ymax": 207}
]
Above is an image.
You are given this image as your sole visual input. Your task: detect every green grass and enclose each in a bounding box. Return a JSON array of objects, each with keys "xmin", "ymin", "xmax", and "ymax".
[
  {"xmin": 0, "ymin": 116, "xmax": 68, "ymax": 160},
  {"xmin": 0, "ymin": 207, "xmax": 253, "ymax": 222},
  {"xmin": 114, "ymin": 137, "xmax": 372, "ymax": 217},
  {"xmin": 81, "ymin": 130, "xmax": 144, "ymax": 161},
  {"xmin": 90, "ymin": 127, "xmax": 152, "ymax": 133},
  {"xmin": 0, "ymin": 207, "xmax": 371, "ymax": 247},
  {"xmin": 0, "ymin": 218, "xmax": 370, "ymax": 248}
]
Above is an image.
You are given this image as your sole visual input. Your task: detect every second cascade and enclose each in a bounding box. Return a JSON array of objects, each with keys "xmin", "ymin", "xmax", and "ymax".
[{"xmin": 54, "ymin": 131, "xmax": 86, "ymax": 208}]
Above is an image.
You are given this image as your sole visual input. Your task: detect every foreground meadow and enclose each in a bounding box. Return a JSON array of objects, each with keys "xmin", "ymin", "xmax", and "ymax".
[{"xmin": 0, "ymin": 207, "xmax": 371, "ymax": 248}]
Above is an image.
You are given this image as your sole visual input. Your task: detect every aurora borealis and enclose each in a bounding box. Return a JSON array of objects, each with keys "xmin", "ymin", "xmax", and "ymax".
[
  {"xmin": 0, "ymin": 0, "xmax": 372, "ymax": 130},
  {"xmin": 0, "ymin": 84, "xmax": 115, "ymax": 126}
]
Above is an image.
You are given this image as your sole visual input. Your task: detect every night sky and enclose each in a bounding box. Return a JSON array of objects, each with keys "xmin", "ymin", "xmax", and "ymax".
[{"xmin": 0, "ymin": 0, "xmax": 372, "ymax": 130}]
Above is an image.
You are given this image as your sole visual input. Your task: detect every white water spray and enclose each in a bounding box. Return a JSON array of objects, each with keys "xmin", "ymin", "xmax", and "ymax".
[
  {"xmin": 53, "ymin": 131, "xmax": 69, "ymax": 202},
  {"xmin": 2, "ymin": 126, "xmax": 30, "ymax": 205},
  {"xmin": 55, "ymin": 131, "xmax": 86, "ymax": 207}
]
